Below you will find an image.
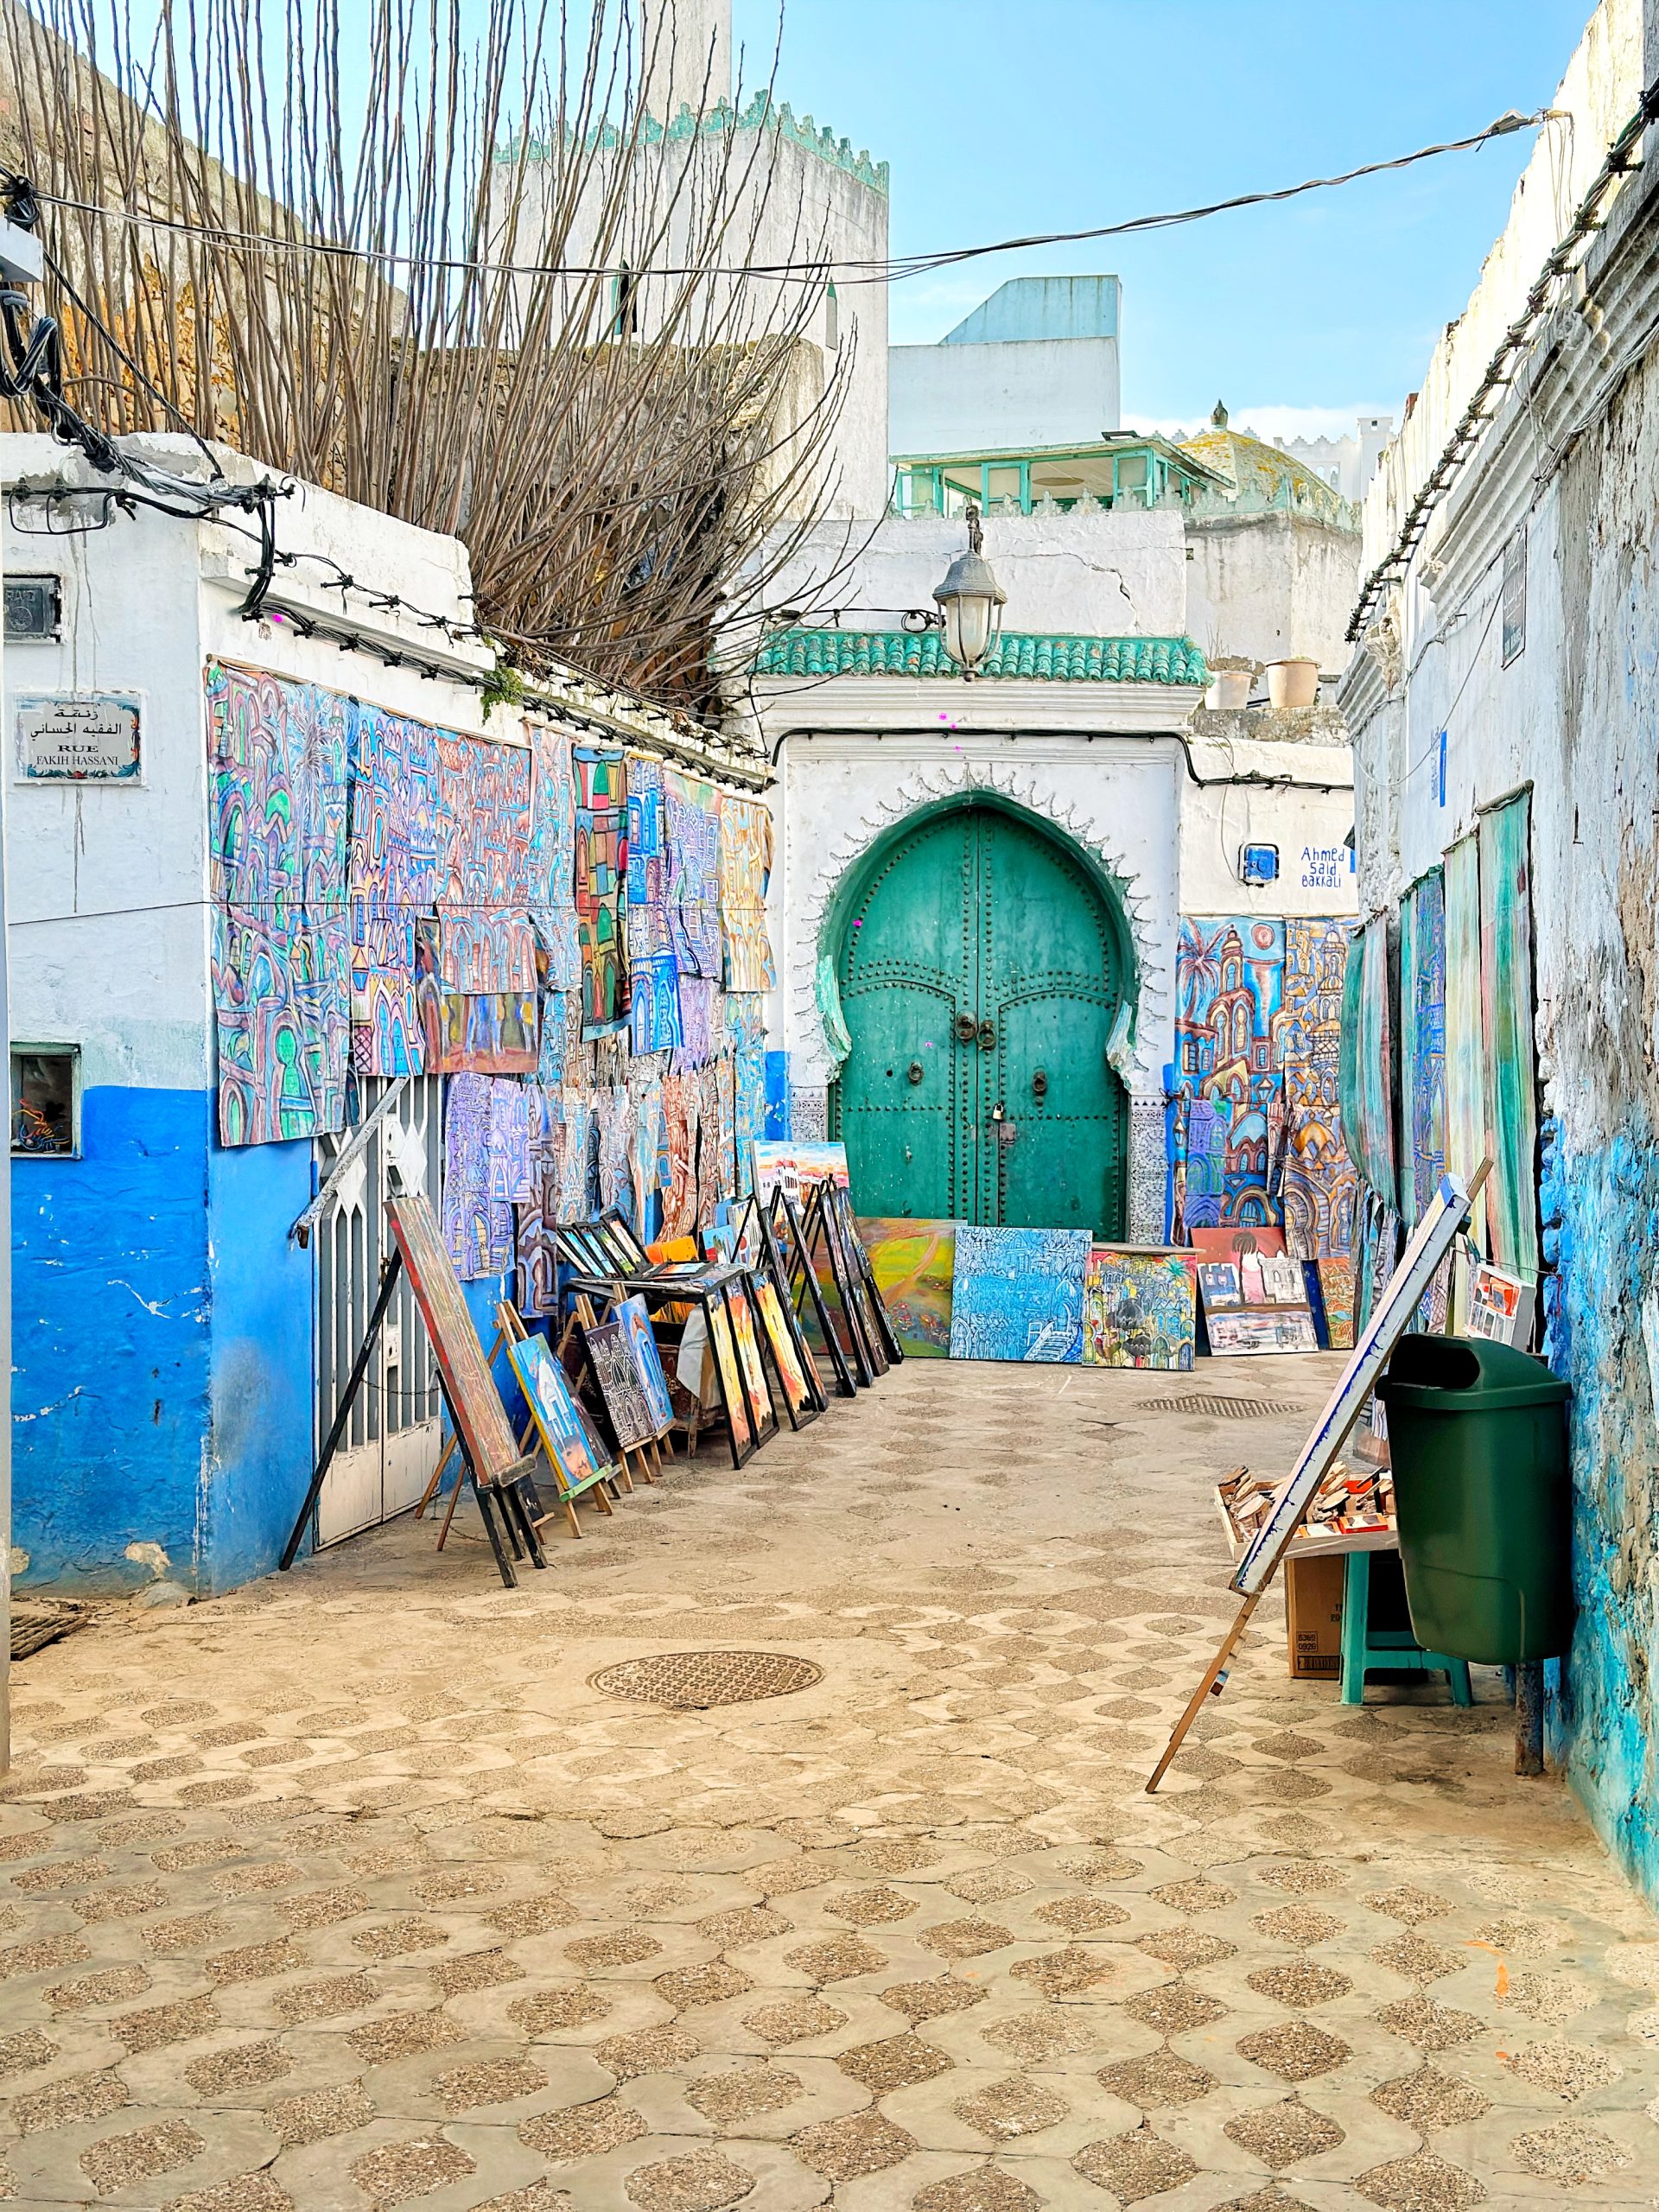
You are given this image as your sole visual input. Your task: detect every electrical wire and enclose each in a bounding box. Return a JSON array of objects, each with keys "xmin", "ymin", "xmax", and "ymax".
[{"xmin": 3, "ymin": 108, "xmax": 1553, "ymax": 292}]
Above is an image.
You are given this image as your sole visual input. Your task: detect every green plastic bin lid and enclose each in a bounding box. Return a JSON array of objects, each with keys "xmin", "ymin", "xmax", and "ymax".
[{"xmin": 1378, "ymin": 1332, "xmax": 1570, "ymax": 1411}]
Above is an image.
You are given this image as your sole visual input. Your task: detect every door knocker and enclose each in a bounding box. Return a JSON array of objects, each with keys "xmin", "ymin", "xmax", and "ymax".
[
  {"xmin": 1032, "ymin": 1068, "xmax": 1049, "ymax": 1100},
  {"xmin": 977, "ymin": 1019, "xmax": 996, "ymax": 1050},
  {"xmin": 906, "ymin": 1061, "xmax": 924, "ymax": 1084},
  {"xmin": 953, "ymin": 1013, "xmax": 978, "ymax": 1044}
]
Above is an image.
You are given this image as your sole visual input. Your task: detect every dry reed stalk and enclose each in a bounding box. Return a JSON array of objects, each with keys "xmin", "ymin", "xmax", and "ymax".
[{"xmin": 2, "ymin": 0, "xmax": 859, "ymax": 715}]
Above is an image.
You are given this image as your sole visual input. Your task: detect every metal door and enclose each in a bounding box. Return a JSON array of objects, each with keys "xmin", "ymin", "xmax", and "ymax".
[
  {"xmin": 834, "ymin": 802, "xmax": 1128, "ymax": 1234},
  {"xmin": 313, "ymin": 1076, "xmax": 445, "ymax": 1546}
]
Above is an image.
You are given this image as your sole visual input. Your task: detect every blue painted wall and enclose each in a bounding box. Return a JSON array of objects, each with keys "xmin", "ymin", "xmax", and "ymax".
[
  {"xmin": 200, "ymin": 1135, "xmax": 316, "ymax": 1593},
  {"xmin": 12, "ymin": 1086, "xmax": 212, "ymax": 1592}
]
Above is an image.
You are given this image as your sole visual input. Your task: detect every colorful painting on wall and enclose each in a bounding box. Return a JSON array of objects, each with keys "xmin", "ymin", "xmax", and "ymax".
[
  {"xmin": 1400, "ymin": 868, "xmax": 1448, "ymax": 1227},
  {"xmin": 1479, "ymin": 793, "xmax": 1540, "ymax": 1278},
  {"xmin": 414, "ymin": 919, "xmax": 538, "ymax": 1076},
  {"xmin": 1083, "ymin": 1249, "xmax": 1195, "ymax": 1370},
  {"xmin": 574, "ymin": 746, "xmax": 628, "ymax": 1038},
  {"xmin": 855, "ymin": 1219, "xmax": 959, "ymax": 1358},
  {"xmin": 1173, "ymin": 913, "xmax": 1358, "ymax": 1258},
  {"xmin": 948, "ymin": 1226, "xmax": 1091, "ymax": 1363},
  {"xmin": 626, "ymin": 754, "xmax": 682, "ymax": 1055},
  {"xmin": 664, "ymin": 768, "xmax": 722, "ymax": 1066},
  {"xmin": 717, "ymin": 793, "xmax": 776, "ymax": 992},
  {"xmin": 207, "ymin": 663, "xmax": 351, "ymax": 1143}
]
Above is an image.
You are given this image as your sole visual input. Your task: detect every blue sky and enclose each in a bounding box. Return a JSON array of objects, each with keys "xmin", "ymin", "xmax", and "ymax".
[{"xmin": 734, "ymin": 0, "xmax": 1595, "ymax": 437}]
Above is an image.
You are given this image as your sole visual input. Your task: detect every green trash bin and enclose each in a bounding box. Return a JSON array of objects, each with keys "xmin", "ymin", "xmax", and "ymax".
[{"xmin": 1376, "ymin": 1333, "xmax": 1572, "ymax": 1664}]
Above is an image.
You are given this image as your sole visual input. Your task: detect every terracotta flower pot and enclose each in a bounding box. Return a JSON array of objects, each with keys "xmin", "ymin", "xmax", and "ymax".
[{"xmin": 1267, "ymin": 657, "xmax": 1319, "ymax": 709}]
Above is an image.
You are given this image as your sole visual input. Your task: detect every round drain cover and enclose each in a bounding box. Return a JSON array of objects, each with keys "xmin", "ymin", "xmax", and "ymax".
[{"xmin": 588, "ymin": 1649, "xmax": 823, "ymax": 1709}]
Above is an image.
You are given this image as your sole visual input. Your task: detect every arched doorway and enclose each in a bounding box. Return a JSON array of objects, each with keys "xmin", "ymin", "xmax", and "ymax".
[{"xmin": 830, "ymin": 798, "xmax": 1131, "ymax": 1234}]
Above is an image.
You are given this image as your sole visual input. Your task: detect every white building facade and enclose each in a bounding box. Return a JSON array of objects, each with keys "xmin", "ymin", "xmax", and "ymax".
[{"xmin": 1338, "ymin": 0, "xmax": 1659, "ymax": 1897}]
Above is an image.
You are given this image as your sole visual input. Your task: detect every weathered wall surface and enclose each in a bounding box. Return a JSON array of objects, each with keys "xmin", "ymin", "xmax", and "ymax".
[
  {"xmin": 4, "ymin": 435, "xmax": 506, "ymax": 1594},
  {"xmin": 1185, "ymin": 511, "xmax": 1362, "ymax": 677},
  {"xmin": 1340, "ymin": 0, "xmax": 1659, "ymax": 1901},
  {"xmin": 757, "ymin": 509, "xmax": 1190, "ymax": 639}
]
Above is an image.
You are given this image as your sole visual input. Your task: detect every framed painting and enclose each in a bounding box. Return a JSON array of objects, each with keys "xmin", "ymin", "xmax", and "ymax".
[
  {"xmin": 760, "ymin": 1192, "xmax": 841, "ymax": 1403},
  {"xmin": 389, "ymin": 1194, "xmax": 524, "ymax": 1482},
  {"xmin": 619, "ymin": 1295, "xmax": 676, "ymax": 1432},
  {"xmin": 505, "ymin": 1332, "xmax": 618, "ymax": 1501},
  {"xmin": 754, "ymin": 1276, "xmax": 820, "ymax": 1428},
  {"xmin": 723, "ymin": 1276, "xmax": 779, "ymax": 1446},
  {"xmin": 583, "ymin": 1315, "xmax": 665, "ymax": 1451},
  {"xmin": 809, "ymin": 1186, "xmax": 882, "ymax": 1382},
  {"xmin": 829, "ymin": 1183, "xmax": 903, "ymax": 1363},
  {"xmin": 705, "ymin": 1294, "xmax": 757, "ymax": 1466}
]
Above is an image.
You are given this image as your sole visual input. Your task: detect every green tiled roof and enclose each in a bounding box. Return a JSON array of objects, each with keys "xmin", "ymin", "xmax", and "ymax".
[{"xmin": 753, "ymin": 628, "xmax": 1209, "ymax": 685}]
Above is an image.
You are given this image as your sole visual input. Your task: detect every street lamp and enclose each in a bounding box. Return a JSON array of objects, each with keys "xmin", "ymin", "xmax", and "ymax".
[{"xmin": 933, "ymin": 502, "xmax": 1006, "ymax": 677}]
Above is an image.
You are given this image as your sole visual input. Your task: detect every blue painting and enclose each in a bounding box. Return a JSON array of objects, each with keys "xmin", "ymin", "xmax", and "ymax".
[
  {"xmin": 948, "ymin": 1227, "xmax": 1091, "ymax": 1363},
  {"xmin": 507, "ymin": 1335, "xmax": 616, "ymax": 1499},
  {"xmin": 620, "ymin": 1295, "xmax": 676, "ymax": 1433}
]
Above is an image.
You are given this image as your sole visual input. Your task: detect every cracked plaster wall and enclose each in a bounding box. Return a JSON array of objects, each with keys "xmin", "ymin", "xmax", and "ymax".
[{"xmin": 755, "ymin": 510, "xmax": 1187, "ymax": 638}]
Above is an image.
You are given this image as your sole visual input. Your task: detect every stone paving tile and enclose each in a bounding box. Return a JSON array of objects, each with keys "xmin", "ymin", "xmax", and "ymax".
[{"xmin": 5, "ymin": 1355, "xmax": 1659, "ymax": 2210}]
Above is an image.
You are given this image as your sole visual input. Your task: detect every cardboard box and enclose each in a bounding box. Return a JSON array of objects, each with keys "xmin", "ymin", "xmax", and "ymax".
[{"xmin": 1285, "ymin": 1554, "xmax": 1344, "ymax": 1679}]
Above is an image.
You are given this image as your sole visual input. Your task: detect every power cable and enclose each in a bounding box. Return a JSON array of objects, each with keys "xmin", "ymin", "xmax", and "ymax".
[{"xmin": 3, "ymin": 108, "xmax": 1554, "ymax": 292}]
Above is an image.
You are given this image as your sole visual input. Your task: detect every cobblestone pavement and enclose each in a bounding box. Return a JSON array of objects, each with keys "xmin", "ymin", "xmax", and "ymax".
[{"xmin": 4, "ymin": 1355, "xmax": 1658, "ymax": 2212}]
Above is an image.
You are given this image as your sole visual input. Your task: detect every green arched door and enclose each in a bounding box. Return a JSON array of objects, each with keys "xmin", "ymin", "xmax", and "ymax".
[{"xmin": 833, "ymin": 801, "xmax": 1129, "ymax": 1233}]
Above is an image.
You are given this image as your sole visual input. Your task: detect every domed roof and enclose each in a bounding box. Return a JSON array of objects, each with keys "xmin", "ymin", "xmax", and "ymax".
[{"xmin": 1177, "ymin": 402, "xmax": 1354, "ymax": 526}]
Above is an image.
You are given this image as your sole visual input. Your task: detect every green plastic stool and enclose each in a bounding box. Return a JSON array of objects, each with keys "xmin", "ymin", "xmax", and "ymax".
[{"xmin": 1339, "ymin": 1550, "xmax": 1473, "ymax": 1707}]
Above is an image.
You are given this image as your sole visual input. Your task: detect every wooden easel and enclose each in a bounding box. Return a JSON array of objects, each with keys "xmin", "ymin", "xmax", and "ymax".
[{"xmin": 280, "ymin": 1245, "xmax": 547, "ymax": 1592}]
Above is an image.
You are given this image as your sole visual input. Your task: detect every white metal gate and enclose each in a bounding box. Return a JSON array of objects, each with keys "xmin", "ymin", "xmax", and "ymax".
[{"xmin": 313, "ymin": 1076, "xmax": 445, "ymax": 1547}]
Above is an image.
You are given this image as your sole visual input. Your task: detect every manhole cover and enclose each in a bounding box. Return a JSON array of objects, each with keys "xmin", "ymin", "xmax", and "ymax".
[
  {"xmin": 1135, "ymin": 1395, "xmax": 1304, "ymax": 1419},
  {"xmin": 588, "ymin": 1649, "xmax": 823, "ymax": 1708}
]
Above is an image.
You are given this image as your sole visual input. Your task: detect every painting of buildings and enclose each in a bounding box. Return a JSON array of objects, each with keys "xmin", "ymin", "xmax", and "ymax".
[{"xmin": 1173, "ymin": 914, "xmax": 1357, "ymax": 1255}]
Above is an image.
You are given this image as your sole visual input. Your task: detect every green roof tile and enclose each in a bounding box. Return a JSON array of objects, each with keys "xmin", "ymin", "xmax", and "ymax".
[{"xmin": 752, "ymin": 628, "xmax": 1208, "ymax": 685}]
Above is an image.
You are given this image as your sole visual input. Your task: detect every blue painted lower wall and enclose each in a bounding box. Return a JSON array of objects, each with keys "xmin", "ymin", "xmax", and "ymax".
[
  {"xmin": 12, "ymin": 1085, "xmax": 213, "ymax": 1592},
  {"xmin": 201, "ymin": 1135, "xmax": 316, "ymax": 1593},
  {"xmin": 1541, "ymin": 1114, "xmax": 1659, "ymax": 1901}
]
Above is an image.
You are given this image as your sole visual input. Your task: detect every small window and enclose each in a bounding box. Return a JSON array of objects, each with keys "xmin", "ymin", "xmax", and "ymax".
[
  {"xmin": 12, "ymin": 1045, "xmax": 78, "ymax": 1156},
  {"xmin": 824, "ymin": 282, "xmax": 839, "ymax": 352}
]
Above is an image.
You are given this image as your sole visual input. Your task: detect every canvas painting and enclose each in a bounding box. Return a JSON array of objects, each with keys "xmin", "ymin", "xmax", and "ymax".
[
  {"xmin": 1316, "ymin": 1255, "xmax": 1357, "ymax": 1350},
  {"xmin": 706, "ymin": 1297, "xmax": 753, "ymax": 1454},
  {"xmin": 507, "ymin": 1333, "xmax": 614, "ymax": 1498},
  {"xmin": 1197, "ymin": 1261, "xmax": 1242, "ymax": 1310},
  {"xmin": 1468, "ymin": 1259, "xmax": 1536, "ymax": 1346},
  {"xmin": 574, "ymin": 746, "xmax": 629, "ymax": 1038},
  {"xmin": 1207, "ymin": 1306, "xmax": 1321, "ymax": 1356},
  {"xmin": 585, "ymin": 1317, "xmax": 663, "ymax": 1451},
  {"xmin": 726, "ymin": 1281, "xmax": 777, "ymax": 1438},
  {"xmin": 1083, "ymin": 1249, "xmax": 1195, "ymax": 1370},
  {"xmin": 389, "ymin": 1194, "xmax": 522, "ymax": 1482},
  {"xmin": 856, "ymin": 1218, "xmax": 958, "ymax": 1358},
  {"xmin": 755, "ymin": 1277, "xmax": 815, "ymax": 1416},
  {"xmin": 949, "ymin": 1226, "xmax": 1090, "ymax": 1363},
  {"xmin": 1188, "ymin": 1224, "xmax": 1287, "ymax": 1263}
]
